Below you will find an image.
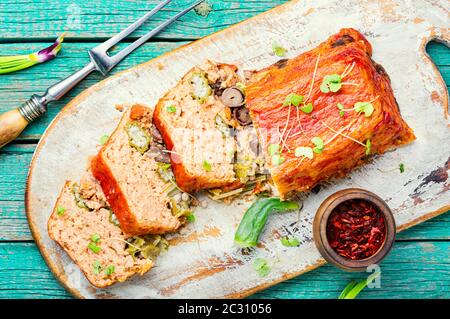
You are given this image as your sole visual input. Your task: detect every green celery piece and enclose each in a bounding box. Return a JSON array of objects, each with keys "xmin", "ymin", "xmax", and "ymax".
[{"xmin": 234, "ymin": 198, "xmax": 300, "ymax": 248}]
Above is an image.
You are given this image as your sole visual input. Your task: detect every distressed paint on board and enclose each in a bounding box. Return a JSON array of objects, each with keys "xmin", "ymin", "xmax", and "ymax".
[{"xmin": 25, "ymin": 0, "xmax": 449, "ymax": 298}]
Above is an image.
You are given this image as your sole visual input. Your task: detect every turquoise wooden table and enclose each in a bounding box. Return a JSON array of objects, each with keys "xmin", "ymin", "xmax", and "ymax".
[{"xmin": 0, "ymin": 0, "xmax": 448, "ymax": 299}]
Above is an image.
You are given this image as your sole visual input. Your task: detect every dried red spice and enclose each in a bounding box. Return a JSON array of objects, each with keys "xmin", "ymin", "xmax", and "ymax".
[{"xmin": 326, "ymin": 199, "xmax": 386, "ymax": 260}]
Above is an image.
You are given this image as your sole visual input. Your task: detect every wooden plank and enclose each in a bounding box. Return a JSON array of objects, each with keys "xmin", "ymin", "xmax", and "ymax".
[
  {"xmin": 0, "ymin": 42, "xmax": 447, "ymax": 140},
  {"xmin": 0, "ymin": 0, "xmax": 287, "ymax": 41},
  {"xmin": 0, "ymin": 42, "xmax": 187, "ymax": 140},
  {"xmin": 0, "ymin": 241, "xmax": 448, "ymax": 299},
  {"xmin": 0, "ymin": 144, "xmax": 33, "ymax": 201}
]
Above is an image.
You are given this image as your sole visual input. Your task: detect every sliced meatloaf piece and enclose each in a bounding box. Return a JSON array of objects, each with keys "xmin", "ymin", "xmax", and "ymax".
[
  {"xmin": 48, "ymin": 175, "xmax": 168, "ymax": 288},
  {"xmin": 153, "ymin": 60, "xmax": 245, "ymax": 193},
  {"xmin": 91, "ymin": 104, "xmax": 190, "ymax": 235},
  {"xmin": 246, "ymin": 28, "xmax": 415, "ymax": 199}
]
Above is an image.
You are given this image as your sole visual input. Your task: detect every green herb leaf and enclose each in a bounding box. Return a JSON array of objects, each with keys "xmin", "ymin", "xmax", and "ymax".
[
  {"xmin": 280, "ymin": 236, "xmax": 300, "ymax": 247},
  {"xmin": 399, "ymin": 163, "xmax": 405, "ymax": 173},
  {"xmin": 354, "ymin": 101, "xmax": 374, "ymax": 117},
  {"xmin": 283, "ymin": 93, "xmax": 304, "ymax": 107},
  {"xmin": 92, "ymin": 260, "xmax": 102, "ymax": 275},
  {"xmin": 90, "ymin": 233, "xmax": 101, "ymax": 243},
  {"xmin": 253, "ymin": 258, "xmax": 271, "ymax": 277},
  {"xmin": 337, "ymin": 103, "xmax": 345, "ymax": 117},
  {"xmin": 268, "ymin": 143, "xmax": 280, "ymax": 156},
  {"xmin": 300, "ymin": 102, "xmax": 313, "ymax": 114},
  {"xmin": 56, "ymin": 206, "xmax": 66, "ymax": 216},
  {"xmin": 202, "ymin": 160, "xmax": 212, "ymax": 172},
  {"xmin": 234, "ymin": 198, "xmax": 300, "ymax": 248},
  {"xmin": 166, "ymin": 105, "xmax": 177, "ymax": 113},
  {"xmin": 311, "ymin": 137, "xmax": 324, "ymax": 154},
  {"xmin": 272, "ymin": 42, "xmax": 287, "ymax": 57},
  {"xmin": 186, "ymin": 213, "xmax": 196, "ymax": 222},
  {"xmin": 99, "ymin": 134, "xmax": 109, "ymax": 145},
  {"xmin": 104, "ymin": 265, "xmax": 115, "ymax": 276},
  {"xmin": 88, "ymin": 242, "xmax": 101, "ymax": 254},
  {"xmin": 339, "ymin": 271, "xmax": 381, "ymax": 299},
  {"xmin": 365, "ymin": 139, "xmax": 372, "ymax": 155},
  {"xmin": 320, "ymin": 74, "xmax": 342, "ymax": 93},
  {"xmin": 295, "ymin": 146, "xmax": 314, "ymax": 159},
  {"xmin": 271, "ymin": 154, "xmax": 285, "ymax": 166}
]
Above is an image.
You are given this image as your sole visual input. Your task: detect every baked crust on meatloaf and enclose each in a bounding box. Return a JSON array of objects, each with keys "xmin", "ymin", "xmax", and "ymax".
[
  {"xmin": 153, "ymin": 60, "xmax": 243, "ymax": 193},
  {"xmin": 246, "ymin": 28, "xmax": 415, "ymax": 199},
  {"xmin": 48, "ymin": 175, "xmax": 153, "ymax": 288},
  {"xmin": 91, "ymin": 104, "xmax": 182, "ymax": 235}
]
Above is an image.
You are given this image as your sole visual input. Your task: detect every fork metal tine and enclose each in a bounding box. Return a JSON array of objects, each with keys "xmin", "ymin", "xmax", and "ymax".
[
  {"xmin": 91, "ymin": 0, "xmax": 172, "ymax": 55},
  {"xmin": 110, "ymin": 0, "xmax": 205, "ymax": 66},
  {"xmin": 89, "ymin": 0, "xmax": 204, "ymax": 75}
]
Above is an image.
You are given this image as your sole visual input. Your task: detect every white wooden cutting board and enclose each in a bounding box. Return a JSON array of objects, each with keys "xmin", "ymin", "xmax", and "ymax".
[{"xmin": 26, "ymin": 0, "xmax": 449, "ymax": 298}]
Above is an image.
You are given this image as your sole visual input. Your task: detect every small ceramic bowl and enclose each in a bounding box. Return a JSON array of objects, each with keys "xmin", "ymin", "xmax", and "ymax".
[{"xmin": 313, "ymin": 188, "xmax": 396, "ymax": 271}]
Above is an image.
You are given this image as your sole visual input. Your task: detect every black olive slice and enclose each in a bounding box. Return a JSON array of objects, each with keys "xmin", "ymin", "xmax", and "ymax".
[
  {"xmin": 221, "ymin": 87, "xmax": 245, "ymax": 107},
  {"xmin": 233, "ymin": 106, "xmax": 252, "ymax": 126}
]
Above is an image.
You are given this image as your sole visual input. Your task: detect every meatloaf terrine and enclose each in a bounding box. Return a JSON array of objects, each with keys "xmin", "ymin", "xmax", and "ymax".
[
  {"xmin": 153, "ymin": 60, "xmax": 251, "ymax": 193},
  {"xmin": 92, "ymin": 104, "xmax": 192, "ymax": 235},
  {"xmin": 246, "ymin": 28, "xmax": 415, "ymax": 199},
  {"xmin": 48, "ymin": 174, "xmax": 168, "ymax": 288}
]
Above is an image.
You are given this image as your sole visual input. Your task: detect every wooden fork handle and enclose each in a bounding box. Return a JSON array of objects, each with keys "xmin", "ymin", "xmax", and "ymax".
[
  {"xmin": 0, "ymin": 95, "xmax": 47, "ymax": 149},
  {"xmin": 0, "ymin": 109, "xmax": 29, "ymax": 149}
]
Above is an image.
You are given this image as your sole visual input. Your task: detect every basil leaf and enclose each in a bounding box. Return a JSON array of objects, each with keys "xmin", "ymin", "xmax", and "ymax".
[{"xmin": 234, "ymin": 198, "xmax": 300, "ymax": 248}]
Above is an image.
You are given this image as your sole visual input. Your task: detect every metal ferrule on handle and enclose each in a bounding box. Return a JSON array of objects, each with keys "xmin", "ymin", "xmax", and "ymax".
[{"xmin": 18, "ymin": 95, "xmax": 46, "ymax": 123}]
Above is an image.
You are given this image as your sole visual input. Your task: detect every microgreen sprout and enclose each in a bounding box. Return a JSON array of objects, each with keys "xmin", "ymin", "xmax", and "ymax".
[
  {"xmin": 271, "ymin": 154, "xmax": 285, "ymax": 166},
  {"xmin": 300, "ymin": 102, "xmax": 313, "ymax": 114},
  {"xmin": 272, "ymin": 42, "xmax": 287, "ymax": 57},
  {"xmin": 99, "ymin": 134, "xmax": 109, "ymax": 145},
  {"xmin": 320, "ymin": 74, "xmax": 342, "ymax": 93},
  {"xmin": 166, "ymin": 105, "xmax": 176, "ymax": 113},
  {"xmin": 253, "ymin": 258, "xmax": 271, "ymax": 277},
  {"xmin": 56, "ymin": 206, "xmax": 66, "ymax": 216},
  {"xmin": 268, "ymin": 143, "xmax": 280, "ymax": 156},
  {"xmin": 294, "ymin": 146, "xmax": 314, "ymax": 160},
  {"xmin": 187, "ymin": 213, "xmax": 196, "ymax": 222},
  {"xmin": 202, "ymin": 160, "xmax": 212, "ymax": 172},
  {"xmin": 283, "ymin": 93, "xmax": 304, "ymax": 107},
  {"xmin": 337, "ymin": 103, "xmax": 345, "ymax": 117},
  {"xmin": 311, "ymin": 137, "xmax": 324, "ymax": 153},
  {"xmin": 281, "ymin": 236, "xmax": 300, "ymax": 247},
  {"xmin": 354, "ymin": 101, "xmax": 374, "ymax": 117}
]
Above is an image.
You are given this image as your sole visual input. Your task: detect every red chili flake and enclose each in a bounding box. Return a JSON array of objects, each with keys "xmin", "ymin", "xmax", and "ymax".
[{"xmin": 326, "ymin": 199, "xmax": 386, "ymax": 260}]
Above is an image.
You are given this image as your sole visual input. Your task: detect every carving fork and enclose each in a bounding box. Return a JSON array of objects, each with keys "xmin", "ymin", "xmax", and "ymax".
[{"xmin": 0, "ymin": 0, "xmax": 204, "ymax": 148}]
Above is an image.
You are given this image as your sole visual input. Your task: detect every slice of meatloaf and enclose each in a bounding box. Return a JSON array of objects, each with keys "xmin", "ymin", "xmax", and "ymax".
[
  {"xmin": 246, "ymin": 28, "xmax": 415, "ymax": 199},
  {"xmin": 153, "ymin": 60, "xmax": 245, "ymax": 193},
  {"xmin": 48, "ymin": 175, "xmax": 168, "ymax": 288},
  {"xmin": 91, "ymin": 104, "xmax": 189, "ymax": 235}
]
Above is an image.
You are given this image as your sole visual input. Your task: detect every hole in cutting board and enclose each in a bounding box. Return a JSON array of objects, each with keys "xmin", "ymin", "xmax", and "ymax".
[{"xmin": 426, "ymin": 41, "xmax": 449, "ymax": 115}]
